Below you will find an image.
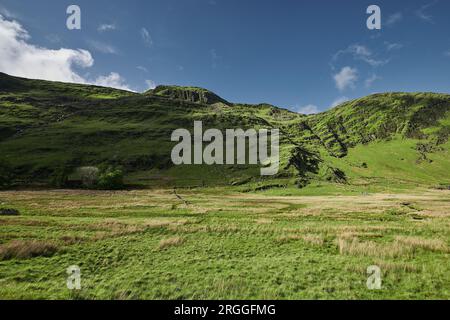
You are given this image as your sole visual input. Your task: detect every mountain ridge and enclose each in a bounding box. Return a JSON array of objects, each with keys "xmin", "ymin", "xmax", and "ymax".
[{"xmin": 0, "ymin": 72, "xmax": 449, "ymax": 190}]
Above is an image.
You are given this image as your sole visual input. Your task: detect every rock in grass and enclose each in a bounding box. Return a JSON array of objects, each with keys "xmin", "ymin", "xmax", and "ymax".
[{"xmin": 0, "ymin": 208, "xmax": 20, "ymax": 216}]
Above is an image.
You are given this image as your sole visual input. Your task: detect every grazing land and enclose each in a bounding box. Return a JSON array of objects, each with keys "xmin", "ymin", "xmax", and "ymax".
[
  {"xmin": 1, "ymin": 73, "xmax": 450, "ymax": 299},
  {"xmin": 0, "ymin": 187, "xmax": 449, "ymax": 299}
]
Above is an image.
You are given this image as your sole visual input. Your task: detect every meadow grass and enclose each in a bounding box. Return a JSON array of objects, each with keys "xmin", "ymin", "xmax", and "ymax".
[{"xmin": 0, "ymin": 187, "xmax": 449, "ymax": 299}]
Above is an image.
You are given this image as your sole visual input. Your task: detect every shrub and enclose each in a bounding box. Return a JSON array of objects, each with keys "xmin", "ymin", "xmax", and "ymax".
[
  {"xmin": 324, "ymin": 166, "xmax": 347, "ymax": 184},
  {"xmin": 97, "ymin": 167, "xmax": 124, "ymax": 190},
  {"xmin": 50, "ymin": 166, "xmax": 71, "ymax": 188},
  {"xmin": 76, "ymin": 166, "xmax": 100, "ymax": 188}
]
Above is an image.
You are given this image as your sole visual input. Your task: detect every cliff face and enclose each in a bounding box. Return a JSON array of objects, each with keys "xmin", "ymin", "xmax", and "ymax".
[{"xmin": 146, "ymin": 85, "xmax": 230, "ymax": 106}]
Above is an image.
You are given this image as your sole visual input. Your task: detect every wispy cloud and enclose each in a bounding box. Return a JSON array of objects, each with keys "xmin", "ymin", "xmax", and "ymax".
[
  {"xmin": 332, "ymin": 44, "xmax": 388, "ymax": 68},
  {"xmin": 137, "ymin": 65, "xmax": 148, "ymax": 72},
  {"xmin": 297, "ymin": 104, "xmax": 319, "ymax": 115},
  {"xmin": 0, "ymin": 6, "xmax": 18, "ymax": 19},
  {"xmin": 297, "ymin": 97, "xmax": 350, "ymax": 114},
  {"xmin": 141, "ymin": 27, "xmax": 153, "ymax": 47},
  {"xmin": 145, "ymin": 79, "xmax": 156, "ymax": 90},
  {"xmin": 386, "ymin": 12, "xmax": 403, "ymax": 27},
  {"xmin": 330, "ymin": 96, "xmax": 350, "ymax": 108},
  {"xmin": 416, "ymin": 1, "xmax": 437, "ymax": 24},
  {"xmin": 334, "ymin": 66, "xmax": 358, "ymax": 91},
  {"xmin": 86, "ymin": 39, "xmax": 118, "ymax": 54},
  {"xmin": 97, "ymin": 23, "xmax": 116, "ymax": 33},
  {"xmin": 385, "ymin": 41, "xmax": 403, "ymax": 51},
  {"xmin": 444, "ymin": 50, "xmax": 450, "ymax": 57},
  {"xmin": 365, "ymin": 74, "xmax": 382, "ymax": 88}
]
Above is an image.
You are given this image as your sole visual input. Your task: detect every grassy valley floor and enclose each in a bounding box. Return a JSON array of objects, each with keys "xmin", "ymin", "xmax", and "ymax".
[{"xmin": 0, "ymin": 187, "xmax": 449, "ymax": 299}]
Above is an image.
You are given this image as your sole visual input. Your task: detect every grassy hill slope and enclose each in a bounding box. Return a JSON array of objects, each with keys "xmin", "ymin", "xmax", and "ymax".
[{"xmin": 0, "ymin": 72, "xmax": 449, "ymax": 190}]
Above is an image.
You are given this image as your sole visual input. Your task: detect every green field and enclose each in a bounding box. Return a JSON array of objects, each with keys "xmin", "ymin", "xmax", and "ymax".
[
  {"xmin": 1, "ymin": 73, "xmax": 450, "ymax": 300},
  {"xmin": 0, "ymin": 187, "xmax": 449, "ymax": 299}
]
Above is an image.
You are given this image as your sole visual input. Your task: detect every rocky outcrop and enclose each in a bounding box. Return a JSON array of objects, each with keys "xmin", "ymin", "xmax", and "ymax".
[{"xmin": 146, "ymin": 85, "xmax": 229, "ymax": 106}]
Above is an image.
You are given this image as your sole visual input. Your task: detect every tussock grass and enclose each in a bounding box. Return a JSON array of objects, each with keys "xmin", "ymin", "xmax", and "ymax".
[
  {"xmin": 338, "ymin": 231, "xmax": 383, "ymax": 240},
  {"xmin": 158, "ymin": 237, "xmax": 185, "ymax": 250},
  {"xmin": 145, "ymin": 219, "xmax": 189, "ymax": 229},
  {"xmin": 346, "ymin": 261, "xmax": 420, "ymax": 273},
  {"xmin": 0, "ymin": 219, "xmax": 54, "ymax": 227},
  {"xmin": 302, "ymin": 234, "xmax": 325, "ymax": 246},
  {"xmin": 395, "ymin": 236, "xmax": 449, "ymax": 252},
  {"xmin": 277, "ymin": 234, "xmax": 324, "ymax": 246},
  {"xmin": 60, "ymin": 235, "xmax": 85, "ymax": 245},
  {"xmin": 337, "ymin": 237, "xmax": 414, "ymax": 258},
  {"xmin": 255, "ymin": 218, "xmax": 273, "ymax": 225},
  {"xmin": 276, "ymin": 234, "xmax": 302, "ymax": 243},
  {"xmin": 144, "ymin": 220, "xmax": 173, "ymax": 228},
  {"xmin": 0, "ymin": 240, "xmax": 58, "ymax": 260},
  {"xmin": 337, "ymin": 235, "xmax": 449, "ymax": 258},
  {"xmin": 91, "ymin": 225, "xmax": 145, "ymax": 241},
  {"xmin": 373, "ymin": 260, "xmax": 421, "ymax": 273},
  {"xmin": 168, "ymin": 224, "xmax": 240, "ymax": 234}
]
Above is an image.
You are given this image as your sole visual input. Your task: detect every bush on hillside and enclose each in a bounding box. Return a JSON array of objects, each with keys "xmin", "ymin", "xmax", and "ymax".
[
  {"xmin": 50, "ymin": 166, "xmax": 71, "ymax": 188},
  {"xmin": 76, "ymin": 166, "xmax": 100, "ymax": 188},
  {"xmin": 97, "ymin": 166, "xmax": 124, "ymax": 190}
]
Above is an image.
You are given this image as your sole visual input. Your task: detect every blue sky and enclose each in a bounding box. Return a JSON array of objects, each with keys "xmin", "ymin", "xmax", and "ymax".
[{"xmin": 0, "ymin": 0, "xmax": 449, "ymax": 113}]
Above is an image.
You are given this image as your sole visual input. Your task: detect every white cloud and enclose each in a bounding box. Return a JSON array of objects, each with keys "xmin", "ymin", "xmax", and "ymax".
[
  {"xmin": 137, "ymin": 65, "xmax": 148, "ymax": 72},
  {"xmin": 444, "ymin": 51, "xmax": 450, "ymax": 57},
  {"xmin": 351, "ymin": 44, "xmax": 371, "ymax": 57},
  {"xmin": 93, "ymin": 72, "xmax": 132, "ymax": 91},
  {"xmin": 86, "ymin": 39, "xmax": 117, "ymax": 54},
  {"xmin": 145, "ymin": 79, "xmax": 156, "ymax": 90},
  {"xmin": 0, "ymin": 14, "xmax": 133, "ymax": 91},
  {"xmin": 98, "ymin": 23, "xmax": 116, "ymax": 32},
  {"xmin": 385, "ymin": 41, "xmax": 403, "ymax": 51},
  {"xmin": 333, "ymin": 44, "xmax": 388, "ymax": 68},
  {"xmin": 416, "ymin": 1, "xmax": 437, "ymax": 24},
  {"xmin": 330, "ymin": 96, "xmax": 349, "ymax": 108},
  {"xmin": 365, "ymin": 74, "xmax": 381, "ymax": 88},
  {"xmin": 386, "ymin": 12, "xmax": 403, "ymax": 26},
  {"xmin": 0, "ymin": 5, "xmax": 17, "ymax": 19},
  {"xmin": 334, "ymin": 67, "xmax": 358, "ymax": 91},
  {"xmin": 141, "ymin": 27, "xmax": 152, "ymax": 46},
  {"xmin": 0, "ymin": 14, "xmax": 93, "ymax": 83},
  {"xmin": 297, "ymin": 104, "xmax": 319, "ymax": 115},
  {"xmin": 297, "ymin": 97, "xmax": 351, "ymax": 114}
]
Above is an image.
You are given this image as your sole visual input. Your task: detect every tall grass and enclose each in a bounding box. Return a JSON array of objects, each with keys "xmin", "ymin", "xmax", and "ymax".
[{"xmin": 0, "ymin": 240, "xmax": 58, "ymax": 260}]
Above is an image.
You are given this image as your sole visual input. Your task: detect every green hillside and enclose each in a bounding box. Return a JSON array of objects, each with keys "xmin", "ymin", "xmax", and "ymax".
[{"xmin": 0, "ymin": 72, "xmax": 449, "ymax": 190}]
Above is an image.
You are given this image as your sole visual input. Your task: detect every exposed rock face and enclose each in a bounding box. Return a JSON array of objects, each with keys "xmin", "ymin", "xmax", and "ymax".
[{"xmin": 146, "ymin": 85, "xmax": 229, "ymax": 106}]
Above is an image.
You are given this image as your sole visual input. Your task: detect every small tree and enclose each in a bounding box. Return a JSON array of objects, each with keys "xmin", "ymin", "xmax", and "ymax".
[
  {"xmin": 97, "ymin": 167, "xmax": 124, "ymax": 190},
  {"xmin": 76, "ymin": 167, "xmax": 99, "ymax": 188}
]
